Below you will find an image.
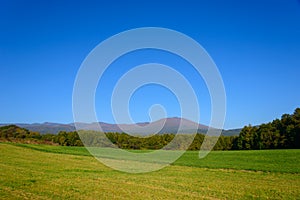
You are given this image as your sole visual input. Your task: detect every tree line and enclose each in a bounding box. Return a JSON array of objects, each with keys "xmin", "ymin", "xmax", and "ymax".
[
  {"xmin": 236, "ymin": 108, "xmax": 300, "ymax": 149},
  {"xmin": 1, "ymin": 108, "xmax": 299, "ymax": 150}
]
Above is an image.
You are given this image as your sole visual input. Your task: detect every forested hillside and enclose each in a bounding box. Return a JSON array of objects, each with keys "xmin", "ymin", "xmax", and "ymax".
[
  {"xmin": 1, "ymin": 108, "xmax": 299, "ymax": 150},
  {"xmin": 237, "ymin": 108, "xmax": 300, "ymax": 149}
]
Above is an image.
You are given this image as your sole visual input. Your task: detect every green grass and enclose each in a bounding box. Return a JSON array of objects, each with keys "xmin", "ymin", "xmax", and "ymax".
[
  {"xmin": 13, "ymin": 143, "xmax": 300, "ymax": 173},
  {"xmin": 175, "ymin": 149, "xmax": 300, "ymax": 173},
  {"xmin": 1, "ymin": 142, "xmax": 299, "ymax": 199}
]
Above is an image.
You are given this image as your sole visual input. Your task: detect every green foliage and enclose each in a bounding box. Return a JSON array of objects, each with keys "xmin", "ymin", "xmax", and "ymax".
[
  {"xmin": 77, "ymin": 131, "xmax": 237, "ymax": 151},
  {"xmin": 237, "ymin": 108, "xmax": 300, "ymax": 150},
  {"xmin": 1, "ymin": 107, "xmax": 299, "ymax": 150},
  {"xmin": 0, "ymin": 125, "xmax": 39, "ymax": 140},
  {"xmin": 53, "ymin": 131, "xmax": 83, "ymax": 146}
]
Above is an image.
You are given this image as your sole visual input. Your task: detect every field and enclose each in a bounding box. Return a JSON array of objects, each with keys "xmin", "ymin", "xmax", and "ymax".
[{"xmin": 0, "ymin": 143, "xmax": 299, "ymax": 199}]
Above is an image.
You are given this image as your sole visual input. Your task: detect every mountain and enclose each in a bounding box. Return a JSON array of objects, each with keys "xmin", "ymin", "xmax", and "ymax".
[
  {"xmin": 0, "ymin": 118, "xmax": 241, "ymax": 135},
  {"xmin": 221, "ymin": 128, "xmax": 243, "ymax": 136},
  {"xmin": 65, "ymin": 117, "xmax": 208, "ymax": 135}
]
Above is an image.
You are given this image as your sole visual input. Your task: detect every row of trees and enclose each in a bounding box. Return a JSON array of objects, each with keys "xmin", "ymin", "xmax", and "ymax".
[
  {"xmin": 81, "ymin": 133, "xmax": 240, "ymax": 150},
  {"xmin": 0, "ymin": 125, "xmax": 82, "ymax": 146},
  {"xmin": 236, "ymin": 108, "xmax": 300, "ymax": 149},
  {"xmin": 0, "ymin": 125, "xmax": 40, "ymax": 140},
  {"xmin": 1, "ymin": 108, "xmax": 299, "ymax": 150},
  {"xmin": 0, "ymin": 125, "xmax": 236, "ymax": 150}
]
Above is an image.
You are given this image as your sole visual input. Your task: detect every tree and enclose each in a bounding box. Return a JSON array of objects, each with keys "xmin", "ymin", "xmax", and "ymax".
[{"xmin": 237, "ymin": 125, "xmax": 255, "ymax": 150}]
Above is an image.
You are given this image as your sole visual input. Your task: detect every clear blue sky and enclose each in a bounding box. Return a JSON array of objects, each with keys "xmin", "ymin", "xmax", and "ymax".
[{"xmin": 1, "ymin": 0, "xmax": 299, "ymax": 129}]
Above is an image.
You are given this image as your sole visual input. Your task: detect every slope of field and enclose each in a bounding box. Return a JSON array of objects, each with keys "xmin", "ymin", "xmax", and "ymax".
[
  {"xmin": 12, "ymin": 143, "xmax": 300, "ymax": 173},
  {"xmin": 0, "ymin": 143, "xmax": 299, "ymax": 199}
]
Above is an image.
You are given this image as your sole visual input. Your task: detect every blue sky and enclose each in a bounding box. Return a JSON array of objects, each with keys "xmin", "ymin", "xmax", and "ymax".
[{"xmin": 0, "ymin": 0, "xmax": 300, "ymax": 129}]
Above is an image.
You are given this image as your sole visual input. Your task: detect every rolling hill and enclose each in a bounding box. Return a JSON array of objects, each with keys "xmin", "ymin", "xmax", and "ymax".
[{"xmin": 0, "ymin": 118, "xmax": 241, "ymax": 136}]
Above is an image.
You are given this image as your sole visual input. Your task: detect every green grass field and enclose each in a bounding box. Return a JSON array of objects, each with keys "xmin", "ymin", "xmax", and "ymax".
[{"xmin": 0, "ymin": 143, "xmax": 299, "ymax": 199}]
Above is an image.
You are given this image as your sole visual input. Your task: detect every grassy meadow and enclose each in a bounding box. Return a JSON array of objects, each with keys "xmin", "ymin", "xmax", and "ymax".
[{"xmin": 0, "ymin": 142, "xmax": 299, "ymax": 199}]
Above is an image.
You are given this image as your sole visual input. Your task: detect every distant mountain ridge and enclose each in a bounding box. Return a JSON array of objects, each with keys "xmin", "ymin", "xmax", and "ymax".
[{"xmin": 0, "ymin": 117, "xmax": 241, "ymax": 136}]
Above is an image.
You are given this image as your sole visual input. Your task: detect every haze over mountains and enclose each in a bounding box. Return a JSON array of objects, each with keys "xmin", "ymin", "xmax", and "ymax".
[{"xmin": 0, "ymin": 117, "xmax": 241, "ymax": 136}]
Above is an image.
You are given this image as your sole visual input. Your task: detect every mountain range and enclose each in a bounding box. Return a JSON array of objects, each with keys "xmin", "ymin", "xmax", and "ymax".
[{"xmin": 0, "ymin": 117, "xmax": 241, "ymax": 136}]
